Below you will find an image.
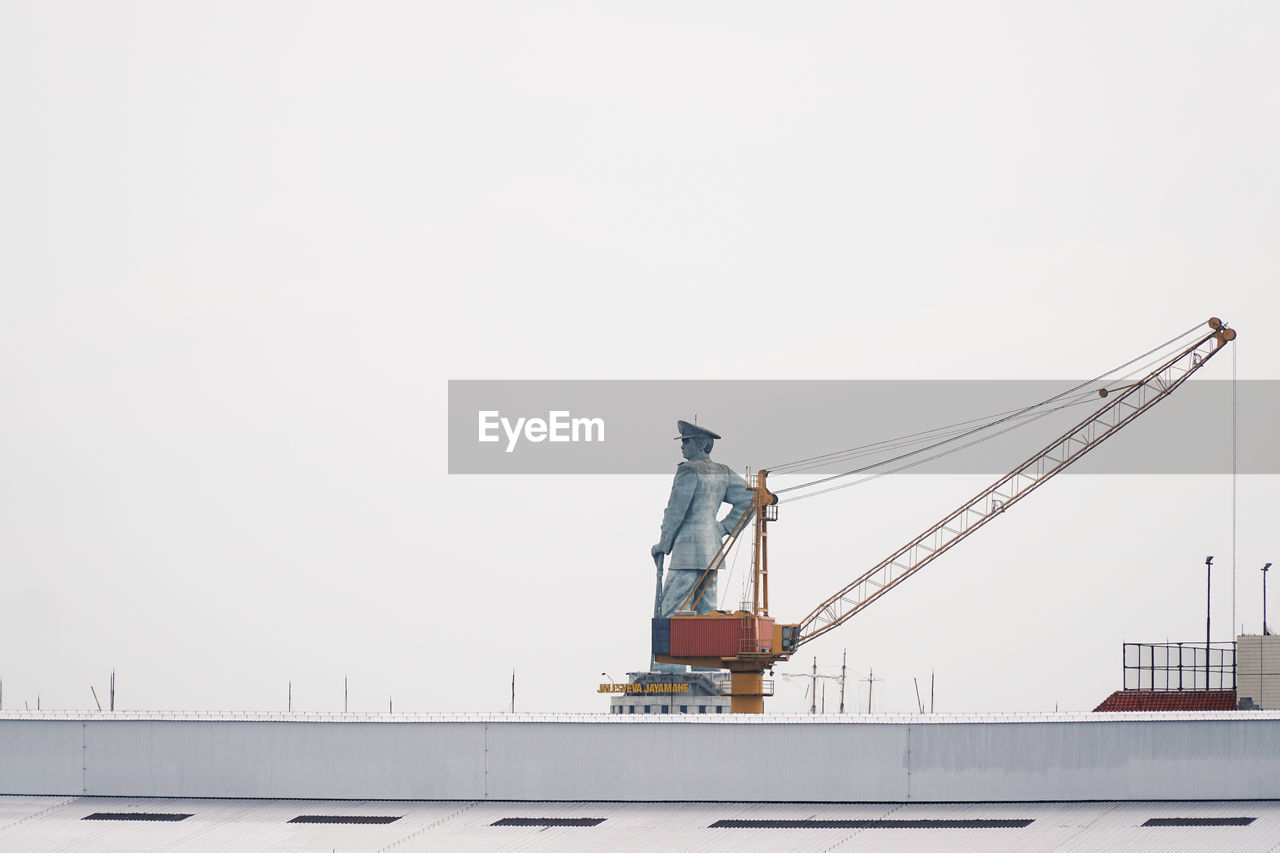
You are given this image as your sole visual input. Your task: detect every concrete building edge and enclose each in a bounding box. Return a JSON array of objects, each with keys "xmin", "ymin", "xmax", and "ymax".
[{"xmin": 6, "ymin": 793, "xmax": 1280, "ymax": 805}]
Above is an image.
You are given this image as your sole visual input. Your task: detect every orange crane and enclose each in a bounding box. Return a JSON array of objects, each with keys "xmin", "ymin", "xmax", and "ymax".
[{"xmin": 652, "ymin": 317, "xmax": 1237, "ymax": 712}]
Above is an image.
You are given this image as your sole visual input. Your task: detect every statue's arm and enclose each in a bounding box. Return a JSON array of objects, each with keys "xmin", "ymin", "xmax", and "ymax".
[
  {"xmin": 719, "ymin": 469, "xmax": 754, "ymax": 536},
  {"xmin": 654, "ymin": 465, "xmax": 696, "ymax": 555}
]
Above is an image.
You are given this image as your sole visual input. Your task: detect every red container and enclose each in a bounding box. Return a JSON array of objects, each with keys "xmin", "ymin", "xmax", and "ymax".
[
  {"xmin": 744, "ymin": 618, "xmax": 775, "ymax": 654},
  {"xmin": 670, "ymin": 614, "xmax": 776, "ymax": 657},
  {"xmin": 670, "ymin": 614, "xmax": 742, "ymax": 657}
]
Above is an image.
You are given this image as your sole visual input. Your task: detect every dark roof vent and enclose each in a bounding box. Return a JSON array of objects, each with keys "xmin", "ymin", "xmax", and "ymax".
[
  {"xmin": 711, "ymin": 818, "xmax": 1034, "ymax": 829},
  {"xmin": 492, "ymin": 817, "xmax": 606, "ymax": 827},
  {"xmin": 1144, "ymin": 817, "xmax": 1256, "ymax": 827},
  {"xmin": 289, "ymin": 815, "xmax": 402, "ymax": 824},
  {"xmin": 83, "ymin": 813, "xmax": 192, "ymax": 822}
]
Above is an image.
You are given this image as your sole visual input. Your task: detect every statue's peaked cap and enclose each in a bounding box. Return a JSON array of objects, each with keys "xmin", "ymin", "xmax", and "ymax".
[{"xmin": 675, "ymin": 420, "xmax": 722, "ymax": 440}]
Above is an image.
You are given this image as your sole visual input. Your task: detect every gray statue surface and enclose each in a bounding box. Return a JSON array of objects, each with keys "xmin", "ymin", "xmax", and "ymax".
[{"xmin": 650, "ymin": 420, "xmax": 753, "ymax": 673}]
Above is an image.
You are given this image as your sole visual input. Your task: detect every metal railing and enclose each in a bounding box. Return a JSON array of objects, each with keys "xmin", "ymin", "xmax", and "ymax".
[
  {"xmin": 1123, "ymin": 642, "xmax": 1236, "ymax": 691},
  {"xmin": 720, "ymin": 679, "xmax": 775, "ymax": 697}
]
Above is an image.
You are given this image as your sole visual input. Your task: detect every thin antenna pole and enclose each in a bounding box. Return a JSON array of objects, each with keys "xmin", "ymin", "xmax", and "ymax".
[
  {"xmin": 839, "ymin": 649, "xmax": 847, "ymax": 714},
  {"xmin": 288, "ymin": 680, "xmax": 292, "ymax": 713},
  {"xmin": 91, "ymin": 686, "xmax": 102, "ymax": 711},
  {"xmin": 821, "ymin": 682, "xmax": 826, "ymax": 715},
  {"xmin": 344, "ymin": 675, "xmax": 348, "ymax": 713},
  {"xmin": 914, "ymin": 678, "xmax": 924, "ymax": 714},
  {"xmin": 110, "ymin": 670, "xmax": 115, "ymax": 712},
  {"xmin": 861, "ymin": 669, "xmax": 882, "ymax": 713},
  {"xmin": 511, "ymin": 669, "xmax": 516, "ymax": 713},
  {"xmin": 930, "ymin": 670, "xmax": 935, "ymax": 713},
  {"xmin": 810, "ymin": 658, "xmax": 817, "ymax": 715}
]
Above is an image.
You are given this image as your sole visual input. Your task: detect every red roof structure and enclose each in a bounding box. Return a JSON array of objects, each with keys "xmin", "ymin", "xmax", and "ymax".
[{"xmin": 1093, "ymin": 690, "xmax": 1237, "ymax": 712}]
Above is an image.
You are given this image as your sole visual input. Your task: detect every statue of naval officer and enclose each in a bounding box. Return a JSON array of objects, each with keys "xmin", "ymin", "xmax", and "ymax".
[{"xmin": 650, "ymin": 420, "xmax": 754, "ymax": 672}]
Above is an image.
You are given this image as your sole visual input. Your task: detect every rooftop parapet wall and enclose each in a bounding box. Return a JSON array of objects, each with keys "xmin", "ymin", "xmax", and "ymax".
[{"xmin": 3, "ymin": 713, "xmax": 1280, "ymax": 802}]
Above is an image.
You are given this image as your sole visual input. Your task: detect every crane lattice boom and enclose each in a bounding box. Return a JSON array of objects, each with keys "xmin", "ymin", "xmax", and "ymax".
[{"xmin": 795, "ymin": 318, "xmax": 1235, "ymax": 647}]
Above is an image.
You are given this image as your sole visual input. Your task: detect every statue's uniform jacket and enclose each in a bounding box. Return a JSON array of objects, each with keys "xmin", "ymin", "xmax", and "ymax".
[{"xmin": 657, "ymin": 459, "xmax": 754, "ymax": 572}]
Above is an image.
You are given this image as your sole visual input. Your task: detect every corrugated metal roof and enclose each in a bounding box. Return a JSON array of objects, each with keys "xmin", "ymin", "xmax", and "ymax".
[{"xmin": 3, "ymin": 797, "xmax": 1280, "ymax": 852}]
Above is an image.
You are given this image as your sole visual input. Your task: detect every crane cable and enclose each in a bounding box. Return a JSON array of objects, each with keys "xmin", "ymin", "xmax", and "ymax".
[
  {"xmin": 768, "ymin": 393, "xmax": 1098, "ymax": 477},
  {"xmin": 774, "ymin": 347, "xmax": 1200, "ymax": 506},
  {"xmin": 779, "ymin": 394, "xmax": 1097, "ymax": 504},
  {"xmin": 1232, "ymin": 337, "xmax": 1238, "ymax": 640},
  {"xmin": 769, "ymin": 322, "xmax": 1203, "ymax": 483},
  {"xmin": 766, "ymin": 342, "xmax": 1197, "ymax": 478},
  {"xmin": 767, "ymin": 321, "xmax": 1206, "ymax": 499}
]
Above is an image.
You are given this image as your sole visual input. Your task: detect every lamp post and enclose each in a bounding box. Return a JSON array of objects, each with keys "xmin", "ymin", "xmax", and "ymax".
[
  {"xmin": 1264, "ymin": 563, "xmax": 1273, "ymax": 636},
  {"xmin": 1205, "ymin": 555, "xmax": 1214, "ymax": 689}
]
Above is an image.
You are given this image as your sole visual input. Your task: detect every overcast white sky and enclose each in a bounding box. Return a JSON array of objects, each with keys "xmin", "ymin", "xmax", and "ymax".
[{"xmin": 2, "ymin": 2, "xmax": 1277, "ymax": 715}]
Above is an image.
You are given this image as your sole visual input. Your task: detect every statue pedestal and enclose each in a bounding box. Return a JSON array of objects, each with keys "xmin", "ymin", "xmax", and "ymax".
[{"xmin": 607, "ymin": 671, "xmax": 733, "ymax": 715}]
